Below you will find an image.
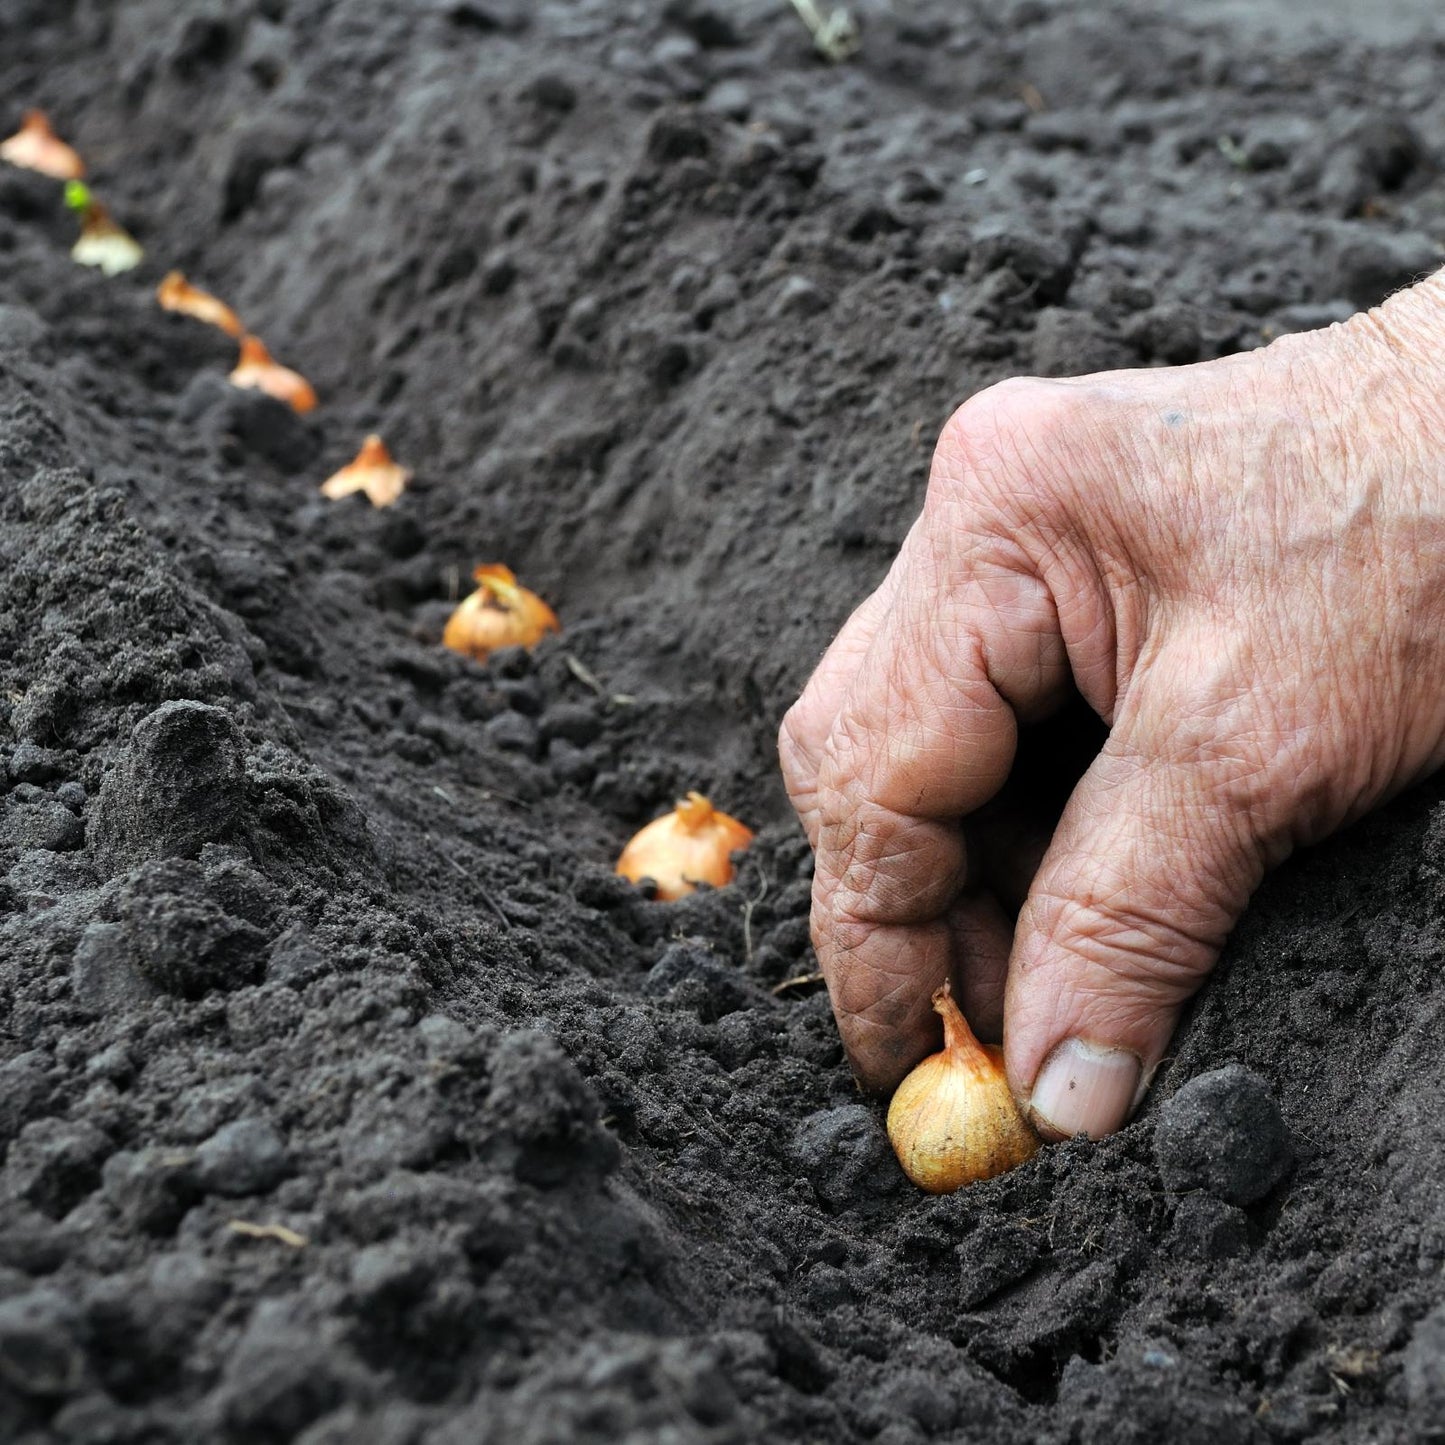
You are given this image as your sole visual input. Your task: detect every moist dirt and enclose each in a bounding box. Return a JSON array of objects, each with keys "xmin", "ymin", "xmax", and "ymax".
[{"xmin": 1, "ymin": 1, "xmax": 1444, "ymax": 1441}]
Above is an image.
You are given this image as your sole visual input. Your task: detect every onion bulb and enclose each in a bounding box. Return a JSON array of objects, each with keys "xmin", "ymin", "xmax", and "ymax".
[
  {"xmin": 442, "ymin": 564, "xmax": 559, "ymax": 661},
  {"xmin": 886, "ymin": 982, "xmax": 1039, "ymax": 1193},
  {"xmin": 320, "ymin": 434, "xmax": 411, "ymax": 508},
  {"xmin": 615, "ymin": 791, "xmax": 754, "ymax": 900},
  {"xmin": 1, "ymin": 110, "xmax": 84, "ymax": 180},
  {"xmin": 65, "ymin": 183, "xmax": 142, "ymax": 276},
  {"xmin": 229, "ymin": 335, "xmax": 318, "ymax": 414},
  {"xmin": 157, "ymin": 271, "xmax": 243, "ymax": 337}
]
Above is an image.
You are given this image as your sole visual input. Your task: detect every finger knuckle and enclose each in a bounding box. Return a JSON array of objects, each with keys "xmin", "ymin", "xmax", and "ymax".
[
  {"xmin": 823, "ymin": 927, "xmax": 917, "ymax": 1030},
  {"xmin": 777, "ymin": 704, "xmax": 813, "ymax": 790},
  {"xmin": 1143, "ymin": 645, "xmax": 1340, "ymax": 850},
  {"xmin": 1029, "ymin": 889, "xmax": 1220, "ymax": 1002},
  {"xmin": 824, "ymin": 805, "xmax": 960, "ymax": 925},
  {"xmin": 815, "ymin": 709, "xmax": 874, "ymax": 814},
  {"xmin": 931, "ymin": 377, "xmax": 1084, "ymax": 519}
]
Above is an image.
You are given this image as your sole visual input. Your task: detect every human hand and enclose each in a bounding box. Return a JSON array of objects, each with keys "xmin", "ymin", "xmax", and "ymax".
[{"xmin": 780, "ymin": 274, "xmax": 1445, "ymax": 1138}]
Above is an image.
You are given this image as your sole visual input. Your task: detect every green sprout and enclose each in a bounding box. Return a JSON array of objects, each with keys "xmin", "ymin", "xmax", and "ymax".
[
  {"xmin": 789, "ymin": 0, "xmax": 860, "ymax": 64},
  {"xmin": 1216, "ymin": 135, "xmax": 1251, "ymax": 172},
  {"xmin": 63, "ymin": 180, "xmax": 145, "ymax": 274}
]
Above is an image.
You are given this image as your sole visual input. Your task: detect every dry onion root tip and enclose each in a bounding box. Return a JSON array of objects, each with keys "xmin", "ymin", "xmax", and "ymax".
[
  {"xmin": 320, "ymin": 434, "xmax": 411, "ymax": 508},
  {"xmin": 442, "ymin": 563, "xmax": 560, "ymax": 661},
  {"xmin": 886, "ymin": 981, "xmax": 1040, "ymax": 1194},
  {"xmin": 1, "ymin": 109, "xmax": 85, "ymax": 180},
  {"xmin": 65, "ymin": 181, "xmax": 143, "ymax": 276},
  {"xmin": 229, "ymin": 334, "xmax": 319, "ymax": 415},
  {"xmin": 157, "ymin": 271, "xmax": 244, "ymax": 337},
  {"xmin": 614, "ymin": 791, "xmax": 755, "ymax": 901}
]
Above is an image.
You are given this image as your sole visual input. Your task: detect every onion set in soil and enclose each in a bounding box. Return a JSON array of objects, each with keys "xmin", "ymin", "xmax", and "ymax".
[
  {"xmin": 615, "ymin": 792, "xmax": 754, "ymax": 900},
  {"xmin": 321, "ymin": 435, "xmax": 411, "ymax": 508},
  {"xmin": 1, "ymin": 110, "xmax": 84, "ymax": 180},
  {"xmin": 157, "ymin": 271, "xmax": 244, "ymax": 337},
  {"xmin": 65, "ymin": 182, "xmax": 142, "ymax": 276},
  {"xmin": 443, "ymin": 564, "xmax": 559, "ymax": 661},
  {"xmin": 886, "ymin": 981, "xmax": 1039, "ymax": 1192},
  {"xmin": 230, "ymin": 335, "xmax": 318, "ymax": 414}
]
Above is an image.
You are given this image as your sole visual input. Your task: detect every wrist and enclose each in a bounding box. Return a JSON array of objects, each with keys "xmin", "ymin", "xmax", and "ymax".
[
  {"xmin": 1364, "ymin": 266, "xmax": 1445, "ymax": 356},
  {"xmin": 1316, "ymin": 269, "xmax": 1445, "ymax": 516},
  {"xmin": 1347, "ymin": 267, "xmax": 1445, "ymax": 434},
  {"xmin": 1338, "ymin": 268, "xmax": 1445, "ymax": 789}
]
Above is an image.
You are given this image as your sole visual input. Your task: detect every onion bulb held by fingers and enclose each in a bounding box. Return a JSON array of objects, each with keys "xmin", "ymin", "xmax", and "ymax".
[
  {"xmin": 321, "ymin": 435, "xmax": 410, "ymax": 508},
  {"xmin": 442, "ymin": 565, "xmax": 559, "ymax": 661},
  {"xmin": 229, "ymin": 335, "xmax": 318, "ymax": 414},
  {"xmin": 157, "ymin": 272, "xmax": 244, "ymax": 337},
  {"xmin": 886, "ymin": 982, "xmax": 1039, "ymax": 1193},
  {"xmin": 1, "ymin": 110, "xmax": 84, "ymax": 180},
  {"xmin": 615, "ymin": 792, "xmax": 754, "ymax": 901}
]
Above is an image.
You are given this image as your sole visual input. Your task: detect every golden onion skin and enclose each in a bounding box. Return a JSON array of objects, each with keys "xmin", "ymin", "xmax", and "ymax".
[
  {"xmin": 230, "ymin": 336, "xmax": 318, "ymax": 414},
  {"xmin": 442, "ymin": 565, "xmax": 559, "ymax": 661},
  {"xmin": 157, "ymin": 272, "xmax": 244, "ymax": 337},
  {"xmin": 1, "ymin": 111, "xmax": 84, "ymax": 180},
  {"xmin": 886, "ymin": 986, "xmax": 1040, "ymax": 1193},
  {"xmin": 615, "ymin": 792, "xmax": 753, "ymax": 900},
  {"xmin": 320, "ymin": 435, "xmax": 410, "ymax": 508}
]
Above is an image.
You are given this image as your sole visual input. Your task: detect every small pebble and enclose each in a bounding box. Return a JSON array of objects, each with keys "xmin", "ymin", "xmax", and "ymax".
[
  {"xmin": 194, "ymin": 1117, "xmax": 291, "ymax": 1197},
  {"xmin": 791, "ymin": 1104, "xmax": 903, "ymax": 1210},
  {"xmin": 703, "ymin": 79, "xmax": 751, "ymax": 121},
  {"xmin": 1153, "ymin": 1064, "xmax": 1294, "ymax": 1206},
  {"xmin": 0, "ymin": 799, "xmax": 83, "ymax": 853},
  {"xmin": 7, "ymin": 742, "xmax": 65, "ymax": 785},
  {"xmin": 485, "ymin": 711, "xmax": 540, "ymax": 757},
  {"xmin": 771, "ymin": 276, "xmax": 831, "ymax": 319}
]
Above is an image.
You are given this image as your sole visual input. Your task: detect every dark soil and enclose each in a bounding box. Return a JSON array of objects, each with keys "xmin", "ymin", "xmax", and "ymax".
[{"xmin": 2, "ymin": 1, "xmax": 1444, "ymax": 1441}]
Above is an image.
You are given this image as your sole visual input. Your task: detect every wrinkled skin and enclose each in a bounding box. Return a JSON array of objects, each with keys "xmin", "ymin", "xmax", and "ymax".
[{"xmin": 780, "ymin": 273, "xmax": 1445, "ymax": 1140}]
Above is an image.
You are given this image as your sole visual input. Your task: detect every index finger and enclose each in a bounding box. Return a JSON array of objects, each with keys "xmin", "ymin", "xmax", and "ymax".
[
  {"xmin": 811, "ymin": 536, "xmax": 1068, "ymax": 1091},
  {"xmin": 779, "ymin": 569, "xmax": 900, "ymax": 851}
]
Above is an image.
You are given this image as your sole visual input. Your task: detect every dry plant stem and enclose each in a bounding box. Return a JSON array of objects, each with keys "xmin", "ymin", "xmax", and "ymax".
[
  {"xmin": 564, "ymin": 652, "xmax": 636, "ymax": 708},
  {"xmin": 771, "ymin": 970, "xmax": 824, "ymax": 996},
  {"xmin": 936, "ymin": 983, "xmax": 990, "ymax": 1069},
  {"xmin": 227, "ymin": 1220, "xmax": 308, "ymax": 1248}
]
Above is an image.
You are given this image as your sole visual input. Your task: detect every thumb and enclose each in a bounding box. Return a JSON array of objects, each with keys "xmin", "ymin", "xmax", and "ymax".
[{"xmin": 1004, "ymin": 722, "xmax": 1271, "ymax": 1140}]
